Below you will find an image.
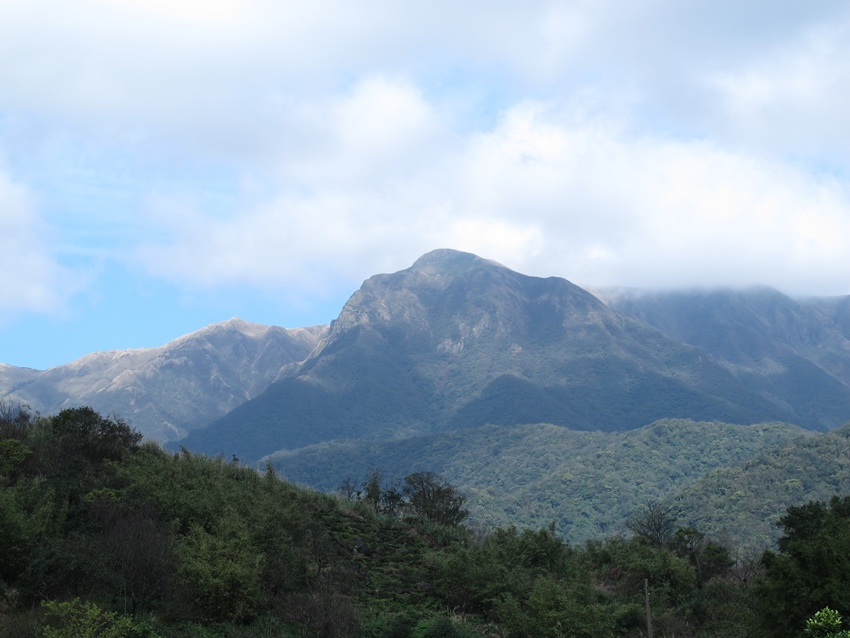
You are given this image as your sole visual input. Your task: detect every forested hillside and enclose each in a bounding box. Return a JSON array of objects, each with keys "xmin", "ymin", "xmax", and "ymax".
[
  {"xmin": 3, "ymin": 257, "xmax": 849, "ymax": 637},
  {"xmin": 266, "ymin": 419, "xmax": 805, "ymax": 543},
  {"xmin": 2, "ymin": 403, "xmax": 849, "ymax": 638},
  {"xmin": 671, "ymin": 423, "xmax": 850, "ymax": 550}
]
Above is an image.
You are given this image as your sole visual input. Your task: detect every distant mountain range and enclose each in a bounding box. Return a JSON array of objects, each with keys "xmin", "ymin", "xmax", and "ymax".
[
  {"xmin": 179, "ymin": 249, "xmax": 850, "ymax": 462},
  {"xmin": 0, "ymin": 319, "xmax": 326, "ymax": 441},
  {"xmin": 4, "ymin": 249, "xmax": 850, "ymax": 546},
  {"xmin": 599, "ymin": 286, "xmax": 850, "ymax": 425}
]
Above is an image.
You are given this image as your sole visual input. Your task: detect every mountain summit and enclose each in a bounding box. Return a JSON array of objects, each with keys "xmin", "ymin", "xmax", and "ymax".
[{"xmin": 179, "ymin": 249, "xmax": 818, "ymax": 462}]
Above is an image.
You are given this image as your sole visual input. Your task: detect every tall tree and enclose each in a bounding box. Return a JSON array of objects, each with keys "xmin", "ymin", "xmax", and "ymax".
[
  {"xmin": 756, "ymin": 496, "xmax": 850, "ymax": 637},
  {"xmin": 403, "ymin": 472, "xmax": 468, "ymax": 526},
  {"xmin": 626, "ymin": 500, "xmax": 676, "ymax": 548}
]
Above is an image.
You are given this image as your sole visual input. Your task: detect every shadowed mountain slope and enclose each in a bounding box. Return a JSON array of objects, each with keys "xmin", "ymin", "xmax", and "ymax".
[
  {"xmin": 179, "ymin": 250, "xmax": 812, "ymax": 462},
  {"xmin": 598, "ymin": 287, "xmax": 850, "ymax": 429}
]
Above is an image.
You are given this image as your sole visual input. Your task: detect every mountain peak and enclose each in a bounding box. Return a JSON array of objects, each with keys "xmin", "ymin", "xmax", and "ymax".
[
  {"xmin": 210, "ymin": 317, "xmax": 270, "ymax": 338},
  {"xmin": 409, "ymin": 249, "xmax": 505, "ymax": 274}
]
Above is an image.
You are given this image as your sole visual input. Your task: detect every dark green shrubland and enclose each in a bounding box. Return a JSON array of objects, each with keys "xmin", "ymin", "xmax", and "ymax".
[{"xmin": 1, "ymin": 403, "xmax": 846, "ymax": 637}]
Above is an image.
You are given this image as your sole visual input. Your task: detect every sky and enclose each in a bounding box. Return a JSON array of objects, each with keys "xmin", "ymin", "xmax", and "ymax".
[{"xmin": 2, "ymin": 1, "xmax": 850, "ymax": 369}]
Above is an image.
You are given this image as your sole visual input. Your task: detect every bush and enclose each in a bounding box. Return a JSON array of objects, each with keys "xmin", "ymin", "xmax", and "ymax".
[
  {"xmin": 806, "ymin": 607, "xmax": 850, "ymax": 638},
  {"xmin": 41, "ymin": 598, "xmax": 162, "ymax": 638}
]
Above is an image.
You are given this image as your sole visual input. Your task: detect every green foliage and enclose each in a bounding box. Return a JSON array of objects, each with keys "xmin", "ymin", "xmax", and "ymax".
[
  {"xmin": 41, "ymin": 598, "xmax": 161, "ymax": 638},
  {"xmin": 806, "ymin": 608, "xmax": 850, "ymax": 638},
  {"xmin": 673, "ymin": 425, "xmax": 850, "ymax": 549},
  {"xmin": 175, "ymin": 514, "xmax": 264, "ymax": 623},
  {"xmin": 363, "ymin": 468, "xmax": 384, "ymax": 510},
  {"xmin": 626, "ymin": 500, "xmax": 676, "ymax": 548},
  {"xmin": 268, "ymin": 418, "xmax": 804, "ymax": 544},
  {"xmin": 49, "ymin": 407, "xmax": 143, "ymax": 462},
  {"xmin": 343, "ymin": 469, "xmax": 469, "ymax": 526},
  {"xmin": 0, "ymin": 437, "xmax": 31, "ymax": 478},
  {"xmin": 670, "ymin": 527, "xmax": 733, "ymax": 587},
  {"xmin": 0, "ymin": 405, "xmax": 793, "ymax": 638},
  {"xmin": 495, "ymin": 575, "xmax": 625, "ymax": 638},
  {"xmin": 0, "ymin": 478, "xmax": 58, "ymax": 595},
  {"xmin": 584, "ymin": 535, "xmax": 699, "ymax": 626},
  {"xmin": 404, "ymin": 472, "xmax": 468, "ymax": 526},
  {"xmin": 360, "ymin": 613, "xmax": 418, "ymax": 638},
  {"xmin": 755, "ymin": 496, "xmax": 850, "ymax": 637},
  {"xmin": 434, "ymin": 524, "xmax": 573, "ymax": 615},
  {"xmin": 0, "ymin": 399, "xmax": 33, "ymax": 439},
  {"xmin": 412, "ymin": 616, "xmax": 481, "ymax": 638}
]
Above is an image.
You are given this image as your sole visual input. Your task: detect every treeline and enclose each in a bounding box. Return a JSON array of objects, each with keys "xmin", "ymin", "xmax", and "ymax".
[{"xmin": 1, "ymin": 402, "xmax": 849, "ymax": 637}]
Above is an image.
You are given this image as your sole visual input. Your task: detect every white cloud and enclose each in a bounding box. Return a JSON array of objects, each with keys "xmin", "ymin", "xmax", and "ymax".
[
  {"xmin": 3, "ymin": 0, "xmax": 850, "ymax": 306},
  {"xmin": 3, "ymin": 0, "xmax": 849, "ymax": 171},
  {"xmin": 438, "ymin": 101, "xmax": 850, "ymax": 295},
  {"xmin": 132, "ymin": 84, "xmax": 850, "ymax": 297},
  {"xmin": 280, "ymin": 76, "xmax": 447, "ymax": 188},
  {"xmin": 704, "ymin": 17, "xmax": 850, "ymax": 165},
  {"xmin": 0, "ymin": 173, "xmax": 77, "ymax": 319}
]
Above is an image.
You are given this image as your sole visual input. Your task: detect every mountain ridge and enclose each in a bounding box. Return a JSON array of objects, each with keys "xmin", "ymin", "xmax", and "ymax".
[
  {"xmin": 178, "ymin": 249, "xmax": 848, "ymax": 462},
  {"xmin": 1, "ymin": 318, "xmax": 327, "ymax": 441},
  {"xmin": 4, "ymin": 249, "xmax": 850, "ymax": 549},
  {"xmin": 598, "ymin": 286, "xmax": 850, "ymax": 428},
  {"xmin": 5, "ymin": 249, "xmax": 850, "ymax": 460}
]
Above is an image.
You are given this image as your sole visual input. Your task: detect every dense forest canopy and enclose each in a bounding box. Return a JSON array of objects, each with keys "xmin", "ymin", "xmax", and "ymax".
[{"xmin": 1, "ymin": 402, "xmax": 848, "ymax": 638}]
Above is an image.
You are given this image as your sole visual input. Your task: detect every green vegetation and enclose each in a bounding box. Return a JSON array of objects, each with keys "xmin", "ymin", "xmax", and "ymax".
[
  {"xmin": 2, "ymin": 402, "xmax": 849, "ymax": 637},
  {"xmin": 755, "ymin": 496, "xmax": 850, "ymax": 636},
  {"xmin": 41, "ymin": 598, "xmax": 162, "ymax": 638},
  {"xmin": 805, "ymin": 608, "xmax": 850, "ymax": 638},
  {"xmin": 267, "ymin": 419, "xmax": 805, "ymax": 543},
  {"xmin": 672, "ymin": 424, "xmax": 850, "ymax": 549}
]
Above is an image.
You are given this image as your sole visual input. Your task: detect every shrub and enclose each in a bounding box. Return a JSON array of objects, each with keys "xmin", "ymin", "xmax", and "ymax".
[{"xmin": 41, "ymin": 598, "xmax": 161, "ymax": 638}]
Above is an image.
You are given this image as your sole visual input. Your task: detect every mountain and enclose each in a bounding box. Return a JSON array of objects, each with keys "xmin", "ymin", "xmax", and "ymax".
[
  {"xmin": 6, "ymin": 249, "xmax": 850, "ymax": 552},
  {"xmin": 179, "ymin": 249, "xmax": 823, "ymax": 462},
  {"xmin": 1, "ymin": 318, "xmax": 327, "ymax": 441},
  {"xmin": 0, "ymin": 363, "xmax": 41, "ymax": 392},
  {"xmin": 597, "ymin": 287, "xmax": 850, "ymax": 428},
  {"xmin": 264, "ymin": 418, "xmax": 805, "ymax": 544}
]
